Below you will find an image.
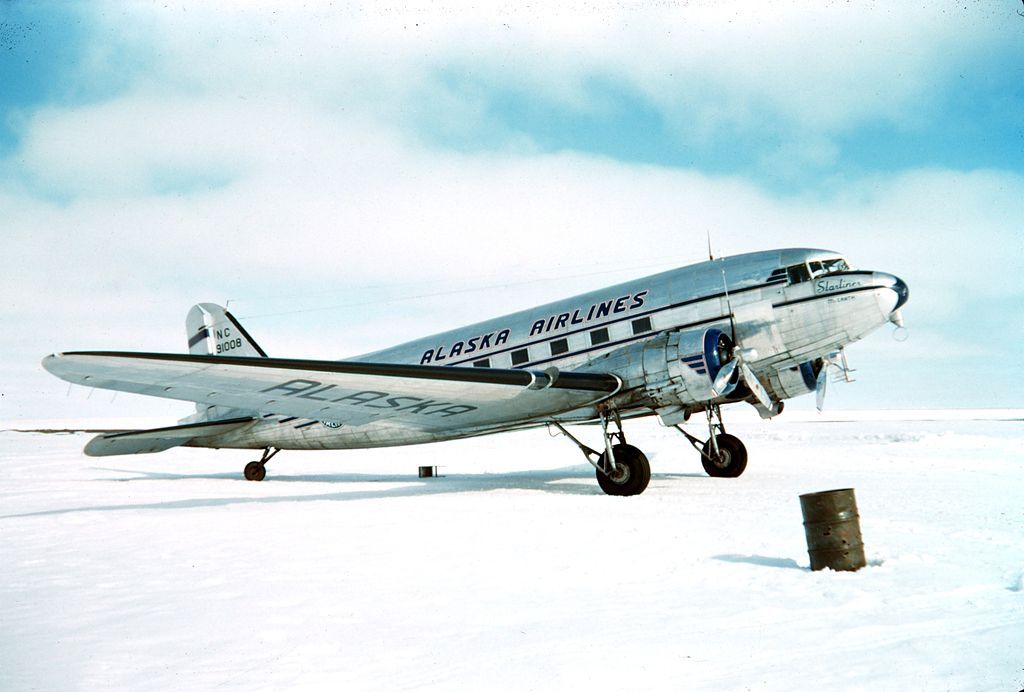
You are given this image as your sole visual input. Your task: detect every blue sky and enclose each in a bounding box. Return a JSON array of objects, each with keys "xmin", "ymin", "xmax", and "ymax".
[
  {"xmin": 2, "ymin": 1, "xmax": 1023, "ymax": 420},
  {"xmin": 430, "ymin": 63, "xmax": 1024, "ymax": 182}
]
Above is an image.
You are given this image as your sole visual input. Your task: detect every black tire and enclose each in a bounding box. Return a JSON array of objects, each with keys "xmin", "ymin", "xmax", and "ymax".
[
  {"xmin": 244, "ymin": 461, "xmax": 267, "ymax": 481},
  {"xmin": 701, "ymin": 433, "xmax": 747, "ymax": 478},
  {"xmin": 596, "ymin": 443, "xmax": 651, "ymax": 496}
]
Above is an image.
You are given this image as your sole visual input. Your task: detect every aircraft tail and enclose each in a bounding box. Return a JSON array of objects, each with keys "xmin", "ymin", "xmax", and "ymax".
[
  {"xmin": 184, "ymin": 303, "xmax": 266, "ymax": 425},
  {"xmin": 186, "ymin": 303, "xmax": 267, "ymax": 358}
]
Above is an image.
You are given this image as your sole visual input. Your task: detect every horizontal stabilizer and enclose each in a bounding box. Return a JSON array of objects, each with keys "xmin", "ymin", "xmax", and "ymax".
[{"xmin": 83, "ymin": 417, "xmax": 255, "ymax": 457}]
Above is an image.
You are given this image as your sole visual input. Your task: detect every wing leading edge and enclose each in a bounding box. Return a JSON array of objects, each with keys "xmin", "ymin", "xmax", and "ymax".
[{"xmin": 42, "ymin": 352, "xmax": 621, "ymax": 434}]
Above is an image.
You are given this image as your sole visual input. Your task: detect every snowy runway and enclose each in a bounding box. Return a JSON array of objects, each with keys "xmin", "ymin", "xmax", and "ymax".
[{"xmin": 2, "ymin": 413, "xmax": 1022, "ymax": 690}]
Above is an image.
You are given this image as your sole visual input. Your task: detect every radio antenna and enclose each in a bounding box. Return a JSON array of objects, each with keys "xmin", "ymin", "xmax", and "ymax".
[{"xmin": 707, "ymin": 230, "xmax": 715, "ymax": 261}]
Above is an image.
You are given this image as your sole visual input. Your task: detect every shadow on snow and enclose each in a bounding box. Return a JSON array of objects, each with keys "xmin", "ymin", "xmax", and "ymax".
[
  {"xmin": 1, "ymin": 467, "xmax": 615, "ymax": 518},
  {"xmin": 713, "ymin": 554, "xmax": 806, "ymax": 570}
]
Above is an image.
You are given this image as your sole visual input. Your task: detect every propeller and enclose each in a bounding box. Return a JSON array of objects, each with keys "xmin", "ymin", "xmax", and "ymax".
[
  {"xmin": 815, "ymin": 364, "xmax": 829, "ymax": 412},
  {"xmin": 711, "ymin": 265, "xmax": 774, "ymax": 410},
  {"xmin": 711, "ymin": 347, "xmax": 773, "ymax": 410},
  {"xmin": 814, "ymin": 350, "xmax": 853, "ymax": 412}
]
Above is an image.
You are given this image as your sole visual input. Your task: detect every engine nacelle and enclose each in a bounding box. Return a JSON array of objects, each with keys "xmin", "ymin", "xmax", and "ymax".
[
  {"xmin": 584, "ymin": 325, "xmax": 824, "ymax": 415},
  {"xmin": 765, "ymin": 359, "xmax": 822, "ymax": 399},
  {"xmin": 640, "ymin": 327, "xmax": 738, "ymax": 408}
]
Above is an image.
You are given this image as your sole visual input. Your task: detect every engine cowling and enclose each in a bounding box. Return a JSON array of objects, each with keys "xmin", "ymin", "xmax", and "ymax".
[
  {"xmin": 640, "ymin": 327, "xmax": 738, "ymax": 408},
  {"xmin": 583, "ymin": 325, "xmax": 825, "ymax": 416},
  {"xmin": 765, "ymin": 359, "xmax": 823, "ymax": 399}
]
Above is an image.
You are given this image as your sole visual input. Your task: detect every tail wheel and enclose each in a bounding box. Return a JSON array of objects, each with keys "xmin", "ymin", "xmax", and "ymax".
[
  {"xmin": 596, "ymin": 443, "xmax": 651, "ymax": 496},
  {"xmin": 244, "ymin": 461, "xmax": 267, "ymax": 481},
  {"xmin": 701, "ymin": 433, "xmax": 747, "ymax": 478}
]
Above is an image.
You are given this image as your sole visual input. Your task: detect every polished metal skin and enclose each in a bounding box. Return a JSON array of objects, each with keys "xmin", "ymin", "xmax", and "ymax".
[{"xmin": 43, "ymin": 247, "xmax": 908, "ymax": 459}]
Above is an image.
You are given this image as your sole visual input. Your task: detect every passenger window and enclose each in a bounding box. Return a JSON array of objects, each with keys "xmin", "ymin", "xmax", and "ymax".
[
  {"xmin": 590, "ymin": 327, "xmax": 610, "ymax": 345},
  {"xmin": 631, "ymin": 317, "xmax": 652, "ymax": 335},
  {"xmin": 511, "ymin": 348, "xmax": 529, "ymax": 366},
  {"xmin": 473, "ymin": 359, "xmax": 490, "ymax": 368},
  {"xmin": 550, "ymin": 338, "xmax": 569, "ymax": 356}
]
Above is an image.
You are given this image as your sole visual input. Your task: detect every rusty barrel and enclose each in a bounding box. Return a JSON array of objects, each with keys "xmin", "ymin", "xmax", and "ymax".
[{"xmin": 799, "ymin": 488, "xmax": 866, "ymax": 572}]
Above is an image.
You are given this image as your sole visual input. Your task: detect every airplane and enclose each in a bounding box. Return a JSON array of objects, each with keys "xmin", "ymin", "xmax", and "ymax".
[{"xmin": 42, "ymin": 248, "xmax": 909, "ymax": 496}]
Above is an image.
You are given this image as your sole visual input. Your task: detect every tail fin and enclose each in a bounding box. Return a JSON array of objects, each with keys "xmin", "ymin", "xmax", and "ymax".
[
  {"xmin": 184, "ymin": 303, "xmax": 266, "ymax": 423},
  {"xmin": 186, "ymin": 303, "xmax": 267, "ymax": 358}
]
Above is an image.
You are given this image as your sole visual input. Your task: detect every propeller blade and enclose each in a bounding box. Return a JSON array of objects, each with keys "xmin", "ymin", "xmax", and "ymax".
[
  {"xmin": 740, "ymin": 361, "xmax": 772, "ymax": 410},
  {"xmin": 815, "ymin": 365, "xmax": 829, "ymax": 411},
  {"xmin": 711, "ymin": 359, "xmax": 737, "ymax": 396}
]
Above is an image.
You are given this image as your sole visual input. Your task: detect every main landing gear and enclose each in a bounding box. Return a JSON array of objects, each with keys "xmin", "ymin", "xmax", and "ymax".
[
  {"xmin": 551, "ymin": 409, "xmax": 651, "ymax": 496},
  {"xmin": 672, "ymin": 404, "xmax": 748, "ymax": 478},
  {"xmin": 244, "ymin": 447, "xmax": 280, "ymax": 481}
]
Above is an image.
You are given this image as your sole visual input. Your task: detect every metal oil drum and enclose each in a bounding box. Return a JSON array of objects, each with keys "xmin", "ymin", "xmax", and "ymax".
[{"xmin": 799, "ymin": 488, "xmax": 866, "ymax": 572}]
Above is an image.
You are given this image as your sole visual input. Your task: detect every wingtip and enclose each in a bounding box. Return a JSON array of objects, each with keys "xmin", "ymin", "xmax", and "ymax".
[{"xmin": 40, "ymin": 352, "xmax": 70, "ymax": 375}]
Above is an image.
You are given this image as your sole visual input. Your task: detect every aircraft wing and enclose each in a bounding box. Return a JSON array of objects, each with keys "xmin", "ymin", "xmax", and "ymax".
[{"xmin": 42, "ymin": 352, "xmax": 621, "ymax": 433}]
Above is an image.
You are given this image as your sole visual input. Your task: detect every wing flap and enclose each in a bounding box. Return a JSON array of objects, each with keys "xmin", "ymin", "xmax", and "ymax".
[{"xmin": 43, "ymin": 352, "xmax": 620, "ymax": 433}]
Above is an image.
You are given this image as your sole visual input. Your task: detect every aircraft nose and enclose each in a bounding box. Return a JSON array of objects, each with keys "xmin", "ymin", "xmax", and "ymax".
[
  {"xmin": 891, "ymin": 275, "xmax": 910, "ymax": 310},
  {"xmin": 875, "ymin": 272, "xmax": 910, "ymax": 312}
]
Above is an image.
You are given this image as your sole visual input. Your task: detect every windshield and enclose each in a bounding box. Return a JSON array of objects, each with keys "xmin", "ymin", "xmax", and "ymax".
[
  {"xmin": 783, "ymin": 257, "xmax": 851, "ymax": 284},
  {"xmin": 809, "ymin": 257, "xmax": 850, "ymax": 278}
]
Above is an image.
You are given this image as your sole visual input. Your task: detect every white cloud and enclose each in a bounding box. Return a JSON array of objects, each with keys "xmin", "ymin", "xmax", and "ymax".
[
  {"xmin": 66, "ymin": 2, "xmax": 1015, "ymax": 147},
  {"xmin": 9, "ymin": 98, "xmax": 1021, "ymax": 318},
  {"xmin": 10, "ymin": 77, "xmax": 1023, "ymax": 290},
  {"xmin": 4, "ymin": 1, "xmax": 1022, "ymax": 419}
]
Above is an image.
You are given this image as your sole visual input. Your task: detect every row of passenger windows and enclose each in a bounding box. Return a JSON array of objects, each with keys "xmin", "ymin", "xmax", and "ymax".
[{"xmin": 471, "ymin": 316, "xmax": 653, "ymax": 368}]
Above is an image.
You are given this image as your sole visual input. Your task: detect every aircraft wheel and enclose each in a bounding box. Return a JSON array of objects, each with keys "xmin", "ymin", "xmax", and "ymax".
[
  {"xmin": 244, "ymin": 461, "xmax": 267, "ymax": 482},
  {"xmin": 596, "ymin": 443, "xmax": 651, "ymax": 496},
  {"xmin": 701, "ymin": 433, "xmax": 747, "ymax": 478}
]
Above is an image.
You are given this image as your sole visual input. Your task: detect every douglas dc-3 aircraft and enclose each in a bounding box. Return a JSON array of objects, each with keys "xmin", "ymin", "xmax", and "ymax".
[{"xmin": 43, "ymin": 248, "xmax": 908, "ymax": 496}]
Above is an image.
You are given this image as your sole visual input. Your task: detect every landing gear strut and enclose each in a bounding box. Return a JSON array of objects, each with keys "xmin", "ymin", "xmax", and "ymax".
[
  {"xmin": 551, "ymin": 409, "xmax": 651, "ymax": 496},
  {"xmin": 673, "ymin": 404, "xmax": 748, "ymax": 478},
  {"xmin": 244, "ymin": 447, "xmax": 280, "ymax": 481}
]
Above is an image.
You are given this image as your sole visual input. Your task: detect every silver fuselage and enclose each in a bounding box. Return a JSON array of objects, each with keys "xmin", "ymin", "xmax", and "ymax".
[{"xmin": 202, "ymin": 248, "xmax": 907, "ymax": 450}]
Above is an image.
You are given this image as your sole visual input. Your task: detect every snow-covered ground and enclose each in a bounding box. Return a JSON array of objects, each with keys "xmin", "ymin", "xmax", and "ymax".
[{"xmin": 2, "ymin": 411, "xmax": 1023, "ymax": 690}]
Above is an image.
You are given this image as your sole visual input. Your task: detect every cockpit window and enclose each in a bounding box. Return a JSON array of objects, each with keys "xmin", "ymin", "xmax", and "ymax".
[
  {"xmin": 815, "ymin": 258, "xmax": 850, "ymax": 276},
  {"xmin": 783, "ymin": 257, "xmax": 850, "ymax": 285}
]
